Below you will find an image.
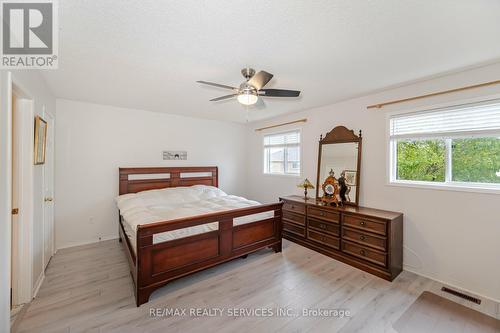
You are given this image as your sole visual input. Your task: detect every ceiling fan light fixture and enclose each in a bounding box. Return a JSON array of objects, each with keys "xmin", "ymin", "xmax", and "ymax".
[
  {"xmin": 197, "ymin": 68, "xmax": 301, "ymax": 106},
  {"xmin": 237, "ymin": 92, "xmax": 258, "ymax": 106}
]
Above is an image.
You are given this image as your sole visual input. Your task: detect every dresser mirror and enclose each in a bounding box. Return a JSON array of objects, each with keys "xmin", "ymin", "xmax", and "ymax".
[{"xmin": 316, "ymin": 126, "xmax": 362, "ymax": 206}]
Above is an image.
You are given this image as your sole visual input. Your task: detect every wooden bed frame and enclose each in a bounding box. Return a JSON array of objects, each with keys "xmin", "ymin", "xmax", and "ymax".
[{"xmin": 118, "ymin": 166, "xmax": 283, "ymax": 306}]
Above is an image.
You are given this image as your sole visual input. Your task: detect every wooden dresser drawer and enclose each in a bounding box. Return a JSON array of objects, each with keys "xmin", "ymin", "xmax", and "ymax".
[
  {"xmin": 283, "ymin": 211, "xmax": 305, "ymax": 226},
  {"xmin": 308, "ymin": 206, "xmax": 340, "ymax": 223},
  {"xmin": 342, "ymin": 227, "xmax": 386, "ymax": 252},
  {"xmin": 283, "ymin": 222, "xmax": 305, "ymax": 237},
  {"xmin": 343, "ymin": 214, "xmax": 386, "ymax": 236},
  {"xmin": 308, "ymin": 218, "xmax": 339, "ymax": 236},
  {"xmin": 342, "ymin": 241, "xmax": 387, "ymax": 267},
  {"xmin": 279, "ymin": 195, "xmax": 403, "ymax": 282},
  {"xmin": 307, "ymin": 230, "xmax": 340, "ymax": 249},
  {"xmin": 283, "ymin": 201, "xmax": 306, "ymax": 214}
]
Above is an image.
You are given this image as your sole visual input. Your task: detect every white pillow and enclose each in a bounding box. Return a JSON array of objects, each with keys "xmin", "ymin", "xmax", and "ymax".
[{"xmin": 115, "ymin": 185, "xmax": 227, "ymax": 212}]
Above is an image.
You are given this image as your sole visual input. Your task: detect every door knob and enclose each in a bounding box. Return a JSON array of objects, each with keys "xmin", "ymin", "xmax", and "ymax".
[{"xmin": 44, "ymin": 197, "xmax": 53, "ymax": 202}]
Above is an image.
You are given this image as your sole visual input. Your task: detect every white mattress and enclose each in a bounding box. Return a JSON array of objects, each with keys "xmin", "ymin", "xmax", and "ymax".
[{"xmin": 116, "ymin": 185, "xmax": 274, "ymax": 253}]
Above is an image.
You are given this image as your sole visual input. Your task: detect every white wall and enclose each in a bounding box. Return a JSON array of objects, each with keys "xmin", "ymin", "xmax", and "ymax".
[
  {"xmin": 245, "ymin": 63, "xmax": 500, "ymax": 302},
  {"xmin": 55, "ymin": 99, "xmax": 247, "ymax": 249}
]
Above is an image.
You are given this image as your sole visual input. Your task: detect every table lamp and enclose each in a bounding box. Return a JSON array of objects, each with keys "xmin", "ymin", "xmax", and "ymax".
[{"xmin": 297, "ymin": 178, "xmax": 315, "ymax": 199}]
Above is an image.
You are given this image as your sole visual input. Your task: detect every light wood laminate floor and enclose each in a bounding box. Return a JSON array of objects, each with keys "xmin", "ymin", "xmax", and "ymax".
[{"xmin": 14, "ymin": 239, "xmax": 500, "ymax": 333}]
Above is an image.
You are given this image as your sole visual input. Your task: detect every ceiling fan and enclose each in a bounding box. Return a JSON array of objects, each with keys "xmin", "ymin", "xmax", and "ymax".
[{"xmin": 197, "ymin": 68, "xmax": 300, "ymax": 106}]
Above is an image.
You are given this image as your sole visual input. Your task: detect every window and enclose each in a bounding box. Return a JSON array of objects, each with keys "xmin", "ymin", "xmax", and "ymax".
[
  {"xmin": 389, "ymin": 99, "xmax": 500, "ymax": 190},
  {"xmin": 264, "ymin": 130, "xmax": 301, "ymax": 175}
]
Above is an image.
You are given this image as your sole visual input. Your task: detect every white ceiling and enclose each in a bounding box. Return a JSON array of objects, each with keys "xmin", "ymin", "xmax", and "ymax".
[{"xmin": 42, "ymin": 0, "xmax": 500, "ymax": 123}]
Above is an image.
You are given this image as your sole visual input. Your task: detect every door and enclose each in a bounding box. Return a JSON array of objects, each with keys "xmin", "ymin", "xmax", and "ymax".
[
  {"xmin": 43, "ymin": 110, "xmax": 55, "ymax": 269},
  {"xmin": 10, "ymin": 92, "xmax": 34, "ymax": 306}
]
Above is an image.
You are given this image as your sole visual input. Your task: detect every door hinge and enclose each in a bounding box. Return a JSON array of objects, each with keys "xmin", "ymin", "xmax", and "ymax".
[{"xmin": 12, "ymin": 208, "xmax": 19, "ymax": 215}]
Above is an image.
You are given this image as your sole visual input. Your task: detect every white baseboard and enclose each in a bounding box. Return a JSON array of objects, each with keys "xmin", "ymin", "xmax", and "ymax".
[
  {"xmin": 403, "ymin": 266, "xmax": 499, "ymax": 303},
  {"xmin": 32, "ymin": 272, "xmax": 44, "ymax": 299},
  {"xmin": 56, "ymin": 235, "xmax": 119, "ymax": 251}
]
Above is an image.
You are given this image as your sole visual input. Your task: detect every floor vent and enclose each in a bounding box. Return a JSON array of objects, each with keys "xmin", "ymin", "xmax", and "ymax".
[{"xmin": 441, "ymin": 287, "xmax": 481, "ymax": 305}]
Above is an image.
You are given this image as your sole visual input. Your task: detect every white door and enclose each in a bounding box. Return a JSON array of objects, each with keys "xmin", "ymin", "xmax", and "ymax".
[
  {"xmin": 43, "ymin": 110, "xmax": 55, "ymax": 269},
  {"xmin": 11, "ymin": 95, "xmax": 34, "ymax": 306}
]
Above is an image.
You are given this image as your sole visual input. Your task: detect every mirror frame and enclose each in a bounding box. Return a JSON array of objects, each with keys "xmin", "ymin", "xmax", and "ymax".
[{"xmin": 315, "ymin": 126, "xmax": 362, "ymax": 206}]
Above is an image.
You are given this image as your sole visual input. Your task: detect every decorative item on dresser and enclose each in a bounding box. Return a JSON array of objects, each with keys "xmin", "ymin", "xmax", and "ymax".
[
  {"xmin": 317, "ymin": 125, "xmax": 362, "ymax": 206},
  {"xmin": 280, "ymin": 195, "xmax": 403, "ymax": 281},
  {"xmin": 297, "ymin": 178, "xmax": 315, "ymax": 199},
  {"xmin": 320, "ymin": 169, "xmax": 341, "ymax": 207}
]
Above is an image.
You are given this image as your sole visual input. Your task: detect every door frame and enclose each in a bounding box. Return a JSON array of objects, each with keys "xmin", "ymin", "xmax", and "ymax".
[
  {"xmin": 0, "ymin": 71, "xmax": 13, "ymax": 333},
  {"xmin": 42, "ymin": 108, "xmax": 55, "ymax": 268},
  {"xmin": 11, "ymin": 85, "xmax": 35, "ymax": 306}
]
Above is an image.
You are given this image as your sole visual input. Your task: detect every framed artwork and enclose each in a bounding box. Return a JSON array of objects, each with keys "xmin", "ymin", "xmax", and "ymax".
[
  {"xmin": 344, "ymin": 170, "xmax": 357, "ymax": 186},
  {"xmin": 34, "ymin": 116, "xmax": 47, "ymax": 165},
  {"xmin": 162, "ymin": 151, "xmax": 187, "ymax": 160}
]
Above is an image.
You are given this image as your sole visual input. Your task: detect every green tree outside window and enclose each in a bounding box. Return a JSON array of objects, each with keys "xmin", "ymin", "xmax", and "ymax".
[
  {"xmin": 397, "ymin": 139, "xmax": 446, "ymax": 182},
  {"xmin": 396, "ymin": 137, "xmax": 500, "ymax": 184}
]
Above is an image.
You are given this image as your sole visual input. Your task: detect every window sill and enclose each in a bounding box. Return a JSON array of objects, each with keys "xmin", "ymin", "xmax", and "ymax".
[
  {"xmin": 387, "ymin": 180, "xmax": 500, "ymax": 195},
  {"xmin": 263, "ymin": 172, "xmax": 302, "ymax": 179}
]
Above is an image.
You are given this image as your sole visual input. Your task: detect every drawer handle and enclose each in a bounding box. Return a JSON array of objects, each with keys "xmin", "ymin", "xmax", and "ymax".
[
  {"xmin": 320, "ymin": 224, "xmax": 327, "ymax": 229},
  {"xmin": 319, "ymin": 212, "xmax": 325, "ymax": 216},
  {"xmin": 359, "ymin": 221, "xmax": 366, "ymax": 226},
  {"xmin": 291, "ymin": 205, "xmax": 295, "ymax": 209},
  {"xmin": 320, "ymin": 236, "xmax": 326, "ymax": 242},
  {"xmin": 359, "ymin": 235, "xmax": 366, "ymax": 241},
  {"xmin": 360, "ymin": 249, "xmax": 366, "ymax": 256}
]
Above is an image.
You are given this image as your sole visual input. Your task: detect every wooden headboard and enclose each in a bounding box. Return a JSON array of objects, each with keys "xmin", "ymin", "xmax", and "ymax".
[{"xmin": 119, "ymin": 167, "xmax": 218, "ymax": 195}]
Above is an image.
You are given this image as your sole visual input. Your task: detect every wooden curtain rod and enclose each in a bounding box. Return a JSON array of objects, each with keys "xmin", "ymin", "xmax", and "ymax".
[
  {"xmin": 254, "ymin": 118, "xmax": 307, "ymax": 132},
  {"xmin": 367, "ymin": 79, "xmax": 500, "ymax": 109}
]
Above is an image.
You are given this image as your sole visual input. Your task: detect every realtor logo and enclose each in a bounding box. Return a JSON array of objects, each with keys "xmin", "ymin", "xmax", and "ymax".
[{"xmin": 1, "ymin": 0, "xmax": 58, "ymax": 68}]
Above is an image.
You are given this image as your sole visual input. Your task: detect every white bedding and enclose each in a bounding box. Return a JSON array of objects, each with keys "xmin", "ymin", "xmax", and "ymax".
[{"xmin": 116, "ymin": 185, "xmax": 274, "ymax": 252}]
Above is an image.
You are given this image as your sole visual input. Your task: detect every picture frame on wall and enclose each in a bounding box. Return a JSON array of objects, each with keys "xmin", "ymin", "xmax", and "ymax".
[
  {"xmin": 344, "ymin": 170, "xmax": 357, "ymax": 186},
  {"xmin": 34, "ymin": 115, "xmax": 47, "ymax": 165}
]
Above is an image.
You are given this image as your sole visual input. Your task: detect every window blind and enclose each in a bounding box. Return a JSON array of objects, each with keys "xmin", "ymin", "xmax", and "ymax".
[
  {"xmin": 390, "ymin": 99, "xmax": 500, "ymax": 139},
  {"xmin": 264, "ymin": 131, "xmax": 300, "ymax": 146},
  {"xmin": 263, "ymin": 130, "xmax": 301, "ymax": 175}
]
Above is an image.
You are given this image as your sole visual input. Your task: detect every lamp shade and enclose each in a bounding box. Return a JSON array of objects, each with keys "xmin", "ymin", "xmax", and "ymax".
[
  {"xmin": 237, "ymin": 93, "xmax": 258, "ymax": 105},
  {"xmin": 297, "ymin": 178, "xmax": 315, "ymax": 189}
]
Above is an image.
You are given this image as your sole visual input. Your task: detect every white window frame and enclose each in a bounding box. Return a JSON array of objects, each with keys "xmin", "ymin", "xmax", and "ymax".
[
  {"xmin": 387, "ymin": 97, "xmax": 500, "ymax": 195},
  {"xmin": 262, "ymin": 129, "xmax": 302, "ymax": 177}
]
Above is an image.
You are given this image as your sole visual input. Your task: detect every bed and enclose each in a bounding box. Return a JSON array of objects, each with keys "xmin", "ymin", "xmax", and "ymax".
[{"xmin": 117, "ymin": 167, "xmax": 283, "ymax": 306}]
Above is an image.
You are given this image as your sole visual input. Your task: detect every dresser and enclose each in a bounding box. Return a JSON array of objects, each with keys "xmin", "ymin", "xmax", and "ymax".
[{"xmin": 280, "ymin": 195, "xmax": 403, "ymax": 281}]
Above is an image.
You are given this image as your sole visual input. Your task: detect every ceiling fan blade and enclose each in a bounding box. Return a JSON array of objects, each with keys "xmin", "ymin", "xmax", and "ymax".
[
  {"xmin": 197, "ymin": 81, "xmax": 238, "ymax": 91},
  {"xmin": 259, "ymin": 89, "xmax": 300, "ymax": 97},
  {"xmin": 247, "ymin": 71, "xmax": 273, "ymax": 90},
  {"xmin": 210, "ymin": 94, "xmax": 238, "ymax": 102}
]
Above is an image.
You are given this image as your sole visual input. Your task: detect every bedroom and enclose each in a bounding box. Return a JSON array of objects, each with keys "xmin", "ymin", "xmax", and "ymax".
[{"xmin": 1, "ymin": 1, "xmax": 500, "ymax": 332}]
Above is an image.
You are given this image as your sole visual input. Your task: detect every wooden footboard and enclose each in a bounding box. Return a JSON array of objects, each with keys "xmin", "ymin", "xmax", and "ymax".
[{"xmin": 120, "ymin": 202, "xmax": 283, "ymax": 306}]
